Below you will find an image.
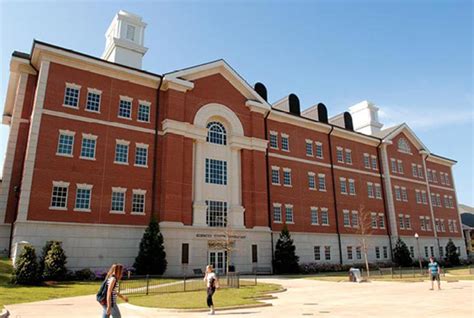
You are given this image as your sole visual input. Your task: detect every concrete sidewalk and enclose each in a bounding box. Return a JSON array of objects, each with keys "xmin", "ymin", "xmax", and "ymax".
[{"xmin": 6, "ymin": 278, "xmax": 473, "ymax": 317}]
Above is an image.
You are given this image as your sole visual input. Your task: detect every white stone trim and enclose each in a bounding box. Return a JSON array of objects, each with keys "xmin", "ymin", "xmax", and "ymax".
[
  {"xmin": 268, "ymin": 152, "xmax": 331, "ymax": 168},
  {"xmin": 132, "ymin": 189, "xmax": 147, "ymax": 195},
  {"xmin": 112, "ymin": 187, "xmax": 127, "ymax": 193},
  {"xmin": 135, "ymin": 142, "xmax": 149, "ymax": 148},
  {"xmin": 49, "ymin": 181, "xmax": 70, "ymax": 211},
  {"xmin": 82, "ymin": 133, "xmax": 98, "ymax": 140},
  {"xmin": 429, "ymin": 184, "xmax": 455, "ymax": 192},
  {"xmin": 76, "ymin": 183, "xmax": 93, "ymax": 190},
  {"xmin": 42, "ymin": 109, "xmax": 156, "ymax": 134},
  {"xmin": 0, "ymin": 73, "xmax": 28, "ymax": 222},
  {"xmin": 17, "ymin": 60, "xmax": 51, "ymax": 222},
  {"xmin": 87, "ymin": 87, "xmax": 102, "ymax": 95},
  {"xmin": 116, "ymin": 139, "xmax": 130, "ymax": 145},
  {"xmin": 390, "ymin": 174, "xmax": 426, "ymax": 185},
  {"xmin": 138, "ymin": 99, "xmax": 151, "ymax": 106},
  {"xmin": 119, "ymin": 95, "xmax": 133, "ymax": 102}
]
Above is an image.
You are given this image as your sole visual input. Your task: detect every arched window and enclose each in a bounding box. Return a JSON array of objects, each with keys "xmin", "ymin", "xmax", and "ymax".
[
  {"xmin": 207, "ymin": 121, "xmax": 227, "ymax": 145},
  {"xmin": 398, "ymin": 138, "xmax": 411, "ymax": 153}
]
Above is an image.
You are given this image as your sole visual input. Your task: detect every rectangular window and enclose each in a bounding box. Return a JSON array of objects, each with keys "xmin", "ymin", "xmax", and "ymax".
[
  {"xmin": 138, "ymin": 102, "xmax": 151, "ymax": 122},
  {"xmin": 351, "ymin": 211, "xmax": 359, "ymax": 227},
  {"xmin": 432, "ymin": 171, "xmax": 438, "ymax": 183},
  {"xmin": 430, "ymin": 246, "xmax": 435, "ymax": 257},
  {"xmin": 417, "ymin": 165, "xmax": 423, "ymax": 178},
  {"xmin": 273, "ymin": 204, "xmax": 282, "ymax": 223},
  {"xmin": 50, "ymin": 181, "xmax": 69, "ymax": 209},
  {"xmin": 348, "ymin": 179, "xmax": 356, "ymax": 195},
  {"xmin": 269, "ymin": 132, "xmax": 278, "ymax": 149},
  {"xmin": 111, "ymin": 188, "xmax": 126, "ymax": 213},
  {"xmin": 324, "ymin": 246, "xmax": 331, "ymax": 260},
  {"xmin": 405, "ymin": 215, "xmax": 411, "ymax": 229},
  {"xmin": 126, "ymin": 24, "xmax": 136, "ymax": 41},
  {"xmin": 343, "ymin": 210, "xmax": 350, "ymax": 227},
  {"xmin": 409, "ymin": 246, "xmax": 414, "ymax": 258},
  {"xmin": 435, "ymin": 219, "xmax": 440, "ymax": 232},
  {"xmin": 383, "ymin": 246, "xmax": 388, "ymax": 259},
  {"xmin": 453, "ymin": 220, "xmax": 458, "ymax": 232},
  {"xmin": 440, "ymin": 219, "xmax": 445, "ymax": 232},
  {"xmin": 308, "ymin": 173, "xmax": 316, "ymax": 190},
  {"xmin": 378, "ymin": 213, "xmax": 385, "ymax": 229},
  {"xmin": 371, "ymin": 156, "xmax": 377, "ymax": 170},
  {"xmin": 440, "ymin": 172, "xmax": 445, "ymax": 184},
  {"xmin": 412, "ymin": 164, "xmax": 418, "ymax": 177},
  {"xmin": 271, "ymin": 167, "xmax": 280, "ymax": 185},
  {"xmin": 345, "ymin": 149, "xmax": 352, "ymax": 164},
  {"xmin": 86, "ymin": 90, "xmax": 101, "ymax": 112},
  {"xmin": 444, "ymin": 195, "xmax": 449, "ymax": 208},
  {"xmin": 371, "ymin": 213, "xmax": 378, "ymax": 229},
  {"xmin": 445, "ymin": 174, "xmax": 450, "ymax": 185},
  {"xmin": 391, "ymin": 159, "xmax": 397, "ymax": 173},
  {"xmin": 283, "ymin": 169, "xmax": 292, "ymax": 186},
  {"xmin": 394, "ymin": 186, "xmax": 401, "ymax": 201},
  {"xmin": 431, "ymin": 193, "xmax": 437, "ymax": 207},
  {"xmin": 75, "ymin": 185, "xmax": 92, "ymax": 211},
  {"xmin": 367, "ymin": 182, "xmax": 374, "ymax": 198},
  {"xmin": 356, "ymin": 247, "xmax": 362, "ymax": 259},
  {"xmin": 314, "ymin": 246, "xmax": 321, "ymax": 261},
  {"xmin": 205, "ymin": 158, "xmax": 227, "ymax": 185},
  {"xmin": 449, "ymin": 196, "xmax": 454, "ymax": 208},
  {"xmin": 426, "ymin": 217, "xmax": 431, "ymax": 231},
  {"xmin": 321, "ymin": 209, "xmax": 329, "ymax": 225},
  {"xmin": 421, "ymin": 191, "xmax": 427, "ymax": 204},
  {"xmin": 132, "ymin": 190, "xmax": 146, "ymax": 214},
  {"xmin": 315, "ymin": 142, "xmax": 323, "ymax": 158},
  {"xmin": 285, "ymin": 205, "xmax": 294, "ymax": 223},
  {"xmin": 427, "ymin": 169, "xmax": 433, "ymax": 182},
  {"xmin": 80, "ymin": 135, "xmax": 97, "ymax": 159},
  {"xmin": 318, "ymin": 174, "xmax": 326, "ymax": 191},
  {"xmin": 57, "ymin": 130, "xmax": 75, "ymax": 156},
  {"xmin": 281, "ymin": 134, "xmax": 289, "ymax": 151},
  {"xmin": 118, "ymin": 98, "xmax": 132, "ymax": 119},
  {"xmin": 115, "ymin": 142, "xmax": 129, "ymax": 164},
  {"xmin": 311, "ymin": 207, "xmax": 319, "ymax": 225},
  {"xmin": 436, "ymin": 194, "xmax": 441, "ymax": 207},
  {"xmin": 397, "ymin": 160, "xmax": 404, "ymax": 174},
  {"xmin": 375, "ymin": 184, "xmax": 382, "ymax": 199},
  {"xmin": 347, "ymin": 246, "xmax": 353, "ymax": 260},
  {"xmin": 252, "ymin": 244, "xmax": 258, "ymax": 263},
  {"xmin": 448, "ymin": 220, "xmax": 453, "ymax": 232},
  {"xmin": 415, "ymin": 190, "xmax": 421, "ymax": 204},
  {"xmin": 363, "ymin": 154, "xmax": 370, "ymax": 169},
  {"xmin": 305, "ymin": 140, "xmax": 313, "ymax": 156},
  {"xmin": 135, "ymin": 144, "xmax": 148, "ymax": 167},
  {"xmin": 336, "ymin": 147, "xmax": 344, "ymax": 163},
  {"xmin": 420, "ymin": 216, "xmax": 426, "ymax": 231},
  {"xmin": 182, "ymin": 243, "xmax": 189, "ymax": 264},
  {"xmin": 399, "ymin": 214, "xmax": 405, "ymax": 229},
  {"xmin": 63, "ymin": 84, "xmax": 80, "ymax": 108},
  {"xmin": 401, "ymin": 187, "xmax": 408, "ymax": 202},
  {"xmin": 340, "ymin": 178, "xmax": 347, "ymax": 194},
  {"xmin": 375, "ymin": 246, "xmax": 380, "ymax": 259},
  {"xmin": 439, "ymin": 246, "xmax": 444, "ymax": 258},
  {"xmin": 206, "ymin": 200, "xmax": 228, "ymax": 227}
]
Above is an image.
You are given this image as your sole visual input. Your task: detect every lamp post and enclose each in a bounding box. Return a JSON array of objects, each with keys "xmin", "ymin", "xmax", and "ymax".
[{"xmin": 414, "ymin": 233, "xmax": 422, "ymax": 274}]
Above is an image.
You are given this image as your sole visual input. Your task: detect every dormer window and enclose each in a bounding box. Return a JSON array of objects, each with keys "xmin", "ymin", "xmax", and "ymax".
[
  {"xmin": 398, "ymin": 137, "xmax": 411, "ymax": 153},
  {"xmin": 207, "ymin": 122, "xmax": 227, "ymax": 145},
  {"xmin": 126, "ymin": 24, "xmax": 136, "ymax": 41}
]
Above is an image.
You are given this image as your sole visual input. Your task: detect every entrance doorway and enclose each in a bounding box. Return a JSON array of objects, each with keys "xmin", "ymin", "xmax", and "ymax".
[{"xmin": 209, "ymin": 250, "xmax": 227, "ymax": 274}]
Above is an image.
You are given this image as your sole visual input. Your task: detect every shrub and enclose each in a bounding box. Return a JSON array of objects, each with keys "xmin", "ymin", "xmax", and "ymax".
[
  {"xmin": 12, "ymin": 245, "xmax": 40, "ymax": 285},
  {"xmin": 93, "ymin": 269, "xmax": 108, "ymax": 281},
  {"xmin": 273, "ymin": 225, "xmax": 300, "ymax": 274},
  {"xmin": 43, "ymin": 241, "xmax": 68, "ymax": 281},
  {"xmin": 74, "ymin": 268, "xmax": 96, "ymax": 281},
  {"xmin": 134, "ymin": 216, "xmax": 167, "ymax": 275},
  {"xmin": 444, "ymin": 239, "xmax": 460, "ymax": 267},
  {"xmin": 393, "ymin": 238, "xmax": 412, "ymax": 267},
  {"xmin": 39, "ymin": 241, "xmax": 54, "ymax": 278}
]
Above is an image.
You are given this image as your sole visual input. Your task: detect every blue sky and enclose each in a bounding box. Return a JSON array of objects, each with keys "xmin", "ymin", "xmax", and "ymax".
[{"xmin": 0, "ymin": 0, "xmax": 472, "ymax": 205}]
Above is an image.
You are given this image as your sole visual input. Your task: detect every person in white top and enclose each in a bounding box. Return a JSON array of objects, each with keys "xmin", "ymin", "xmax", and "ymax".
[{"xmin": 203, "ymin": 265, "xmax": 220, "ymax": 315}]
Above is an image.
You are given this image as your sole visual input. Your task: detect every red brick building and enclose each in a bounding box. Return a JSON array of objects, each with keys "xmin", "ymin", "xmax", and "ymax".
[{"xmin": 0, "ymin": 11, "xmax": 466, "ymax": 275}]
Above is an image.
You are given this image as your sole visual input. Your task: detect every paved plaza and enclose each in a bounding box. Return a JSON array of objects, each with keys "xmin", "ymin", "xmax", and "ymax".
[{"xmin": 6, "ymin": 278, "xmax": 473, "ymax": 318}]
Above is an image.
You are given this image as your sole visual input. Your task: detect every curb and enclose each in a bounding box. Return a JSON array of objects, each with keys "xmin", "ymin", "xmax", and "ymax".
[
  {"xmin": 175, "ymin": 302, "xmax": 273, "ymax": 312},
  {"xmin": 0, "ymin": 307, "xmax": 9, "ymax": 318}
]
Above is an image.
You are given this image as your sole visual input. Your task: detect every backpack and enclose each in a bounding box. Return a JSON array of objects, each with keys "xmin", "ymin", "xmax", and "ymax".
[
  {"xmin": 96, "ymin": 278, "xmax": 109, "ymax": 305},
  {"xmin": 209, "ymin": 276, "xmax": 216, "ymax": 289}
]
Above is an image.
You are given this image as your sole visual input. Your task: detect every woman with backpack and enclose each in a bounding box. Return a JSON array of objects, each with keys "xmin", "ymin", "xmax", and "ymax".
[
  {"xmin": 98, "ymin": 263, "xmax": 128, "ymax": 318},
  {"xmin": 203, "ymin": 265, "xmax": 219, "ymax": 315}
]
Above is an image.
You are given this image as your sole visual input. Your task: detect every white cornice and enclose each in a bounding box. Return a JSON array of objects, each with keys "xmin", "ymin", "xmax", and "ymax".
[
  {"xmin": 161, "ymin": 76, "xmax": 195, "ymax": 92},
  {"xmin": 245, "ymin": 100, "xmax": 269, "ymax": 115},
  {"xmin": 331, "ymin": 127, "xmax": 380, "ymax": 146},
  {"xmin": 268, "ymin": 111, "xmax": 331, "ymax": 134}
]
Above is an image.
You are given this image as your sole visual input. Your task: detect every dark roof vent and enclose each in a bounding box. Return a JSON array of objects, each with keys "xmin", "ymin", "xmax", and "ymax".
[
  {"xmin": 344, "ymin": 112, "xmax": 354, "ymax": 131},
  {"xmin": 288, "ymin": 94, "xmax": 300, "ymax": 116},
  {"xmin": 317, "ymin": 103, "xmax": 328, "ymax": 123},
  {"xmin": 254, "ymin": 82, "xmax": 268, "ymax": 102}
]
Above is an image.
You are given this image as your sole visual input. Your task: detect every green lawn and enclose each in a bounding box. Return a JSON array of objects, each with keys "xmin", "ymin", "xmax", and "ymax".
[{"xmin": 127, "ymin": 283, "xmax": 282, "ymax": 309}]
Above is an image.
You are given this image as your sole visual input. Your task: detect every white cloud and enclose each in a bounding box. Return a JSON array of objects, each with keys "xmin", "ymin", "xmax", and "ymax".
[{"xmin": 378, "ymin": 106, "xmax": 474, "ymax": 131}]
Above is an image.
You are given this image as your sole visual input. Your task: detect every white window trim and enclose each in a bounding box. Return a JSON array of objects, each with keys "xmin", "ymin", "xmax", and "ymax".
[
  {"xmin": 343, "ymin": 209, "xmax": 351, "ymax": 227},
  {"xmin": 74, "ymin": 183, "xmax": 93, "ymax": 212},
  {"xmin": 56, "ymin": 129, "xmax": 76, "ymax": 158},
  {"xmin": 79, "ymin": 133, "xmax": 98, "ymax": 160},
  {"xmin": 281, "ymin": 133, "xmax": 290, "ymax": 152},
  {"xmin": 283, "ymin": 168, "xmax": 292, "ymax": 187},
  {"xmin": 49, "ymin": 181, "xmax": 70, "ymax": 211},
  {"xmin": 63, "ymin": 83, "xmax": 81, "ymax": 109},
  {"xmin": 321, "ymin": 207, "xmax": 329, "ymax": 226},
  {"xmin": 310, "ymin": 207, "xmax": 319, "ymax": 225},
  {"xmin": 134, "ymin": 143, "xmax": 149, "ymax": 168},
  {"xmin": 273, "ymin": 202, "xmax": 282, "ymax": 223},
  {"xmin": 269, "ymin": 131, "xmax": 279, "ymax": 149},
  {"xmin": 131, "ymin": 189, "xmax": 147, "ymax": 215},
  {"xmin": 137, "ymin": 100, "xmax": 152, "ymax": 123},
  {"xmin": 284, "ymin": 204, "xmax": 294, "ymax": 224},
  {"xmin": 114, "ymin": 139, "xmax": 130, "ymax": 165},
  {"xmin": 110, "ymin": 187, "xmax": 127, "ymax": 214},
  {"xmin": 348, "ymin": 179, "xmax": 356, "ymax": 195},
  {"xmin": 85, "ymin": 88, "xmax": 102, "ymax": 114},
  {"xmin": 118, "ymin": 96, "xmax": 133, "ymax": 120}
]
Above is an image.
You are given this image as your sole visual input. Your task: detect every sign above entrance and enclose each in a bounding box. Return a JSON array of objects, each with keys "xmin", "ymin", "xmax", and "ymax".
[{"xmin": 196, "ymin": 233, "xmax": 246, "ymax": 239}]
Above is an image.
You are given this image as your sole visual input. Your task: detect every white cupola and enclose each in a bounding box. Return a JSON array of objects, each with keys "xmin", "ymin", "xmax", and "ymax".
[
  {"xmin": 102, "ymin": 10, "xmax": 148, "ymax": 69},
  {"xmin": 348, "ymin": 100, "xmax": 383, "ymax": 135}
]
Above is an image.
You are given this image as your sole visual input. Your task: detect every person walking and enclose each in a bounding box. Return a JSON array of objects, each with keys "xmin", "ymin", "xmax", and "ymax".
[
  {"xmin": 102, "ymin": 263, "xmax": 129, "ymax": 318},
  {"xmin": 203, "ymin": 265, "xmax": 220, "ymax": 315},
  {"xmin": 427, "ymin": 257, "xmax": 441, "ymax": 290}
]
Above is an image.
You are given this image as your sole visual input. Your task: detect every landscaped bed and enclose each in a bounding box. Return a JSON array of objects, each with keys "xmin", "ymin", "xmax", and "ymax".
[{"xmin": 126, "ymin": 282, "xmax": 282, "ymax": 309}]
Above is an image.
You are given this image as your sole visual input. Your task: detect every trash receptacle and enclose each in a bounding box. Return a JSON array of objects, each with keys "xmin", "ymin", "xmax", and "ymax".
[{"xmin": 349, "ymin": 267, "xmax": 362, "ymax": 283}]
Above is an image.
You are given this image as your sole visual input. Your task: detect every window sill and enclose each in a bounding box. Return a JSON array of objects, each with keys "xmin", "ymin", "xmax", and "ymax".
[
  {"xmin": 273, "ymin": 221, "xmax": 282, "ymax": 224},
  {"xmin": 309, "ymin": 188, "xmax": 316, "ymax": 191},
  {"xmin": 281, "ymin": 149, "xmax": 290, "ymax": 152},
  {"xmin": 134, "ymin": 164, "xmax": 149, "ymax": 168},
  {"xmin": 286, "ymin": 222, "xmax": 295, "ymax": 224},
  {"xmin": 118, "ymin": 116, "xmax": 132, "ymax": 121},
  {"xmin": 110, "ymin": 210, "xmax": 126, "ymax": 215},
  {"xmin": 311, "ymin": 223, "xmax": 319, "ymax": 226},
  {"xmin": 270, "ymin": 146, "xmax": 279, "ymax": 150},
  {"xmin": 49, "ymin": 206, "xmax": 67, "ymax": 211},
  {"xmin": 319, "ymin": 189, "xmax": 327, "ymax": 192},
  {"xmin": 272, "ymin": 183, "xmax": 281, "ymax": 186},
  {"xmin": 131, "ymin": 212, "xmax": 146, "ymax": 216},
  {"xmin": 283, "ymin": 184, "xmax": 292, "ymax": 188},
  {"xmin": 74, "ymin": 208, "xmax": 91, "ymax": 212},
  {"xmin": 85, "ymin": 109, "xmax": 101, "ymax": 114},
  {"xmin": 321, "ymin": 224, "xmax": 330, "ymax": 227},
  {"xmin": 79, "ymin": 156, "xmax": 96, "ymax": 161},
  {"xmin": 137, "ymin": 119, "xmax": 151, "ymax": 124},
  {"xmin": 56, "ymin": 153, "xmax": 73, "ymax": 158},
  {"xmin": 114, "ymin": 161, "xmax": 129, "ymax": 166},
  {"xmin": 62, "ymin": 104, "xmax": 79, "ymax": 109},
  {"xmin": 316, "ymin": 156, "xmax": 324, "ymax": 160}
]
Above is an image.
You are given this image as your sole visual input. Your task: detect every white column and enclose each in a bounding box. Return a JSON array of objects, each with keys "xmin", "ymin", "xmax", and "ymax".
[
  {"xmin": 193, "ymin": 139, "xmax": 207, "ymax": 226},
  {"xmin": 229, "ymin": 145, "xmax": 245, "ymax": 228},
  {"xmin": 380, "ymin": 142, "xmax": 398, "ymax": 238}
]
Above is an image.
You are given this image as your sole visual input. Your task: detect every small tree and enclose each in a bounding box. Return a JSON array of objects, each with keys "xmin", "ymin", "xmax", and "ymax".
[
  {"xmin": 445, "ymin": 239, "xmax": 460, "ymax": 266},
  {"xmin": 354, "ymin": 206, "xmax": 374, "ymax": 277},
  {"xmin": 134, "ymin": 216, "xmax": 167, "ymax": 275},
  {"xmin": 12, "ymin": 245, "xmax": 40, "ymax": 285},
  {"xmin": 43, "ymin": 241, "xmax": 68, "ymax": 281},
  {"xmin": 39, "ymin": 241, "xmax": 54, "ymax": 277},
  {"xmin": 273, "ymin": 225, "xmax": 299, "ymax": 274},
  {"xmin": 393, "ymin": 238, "xmax": 412, "ymax": 267}
]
